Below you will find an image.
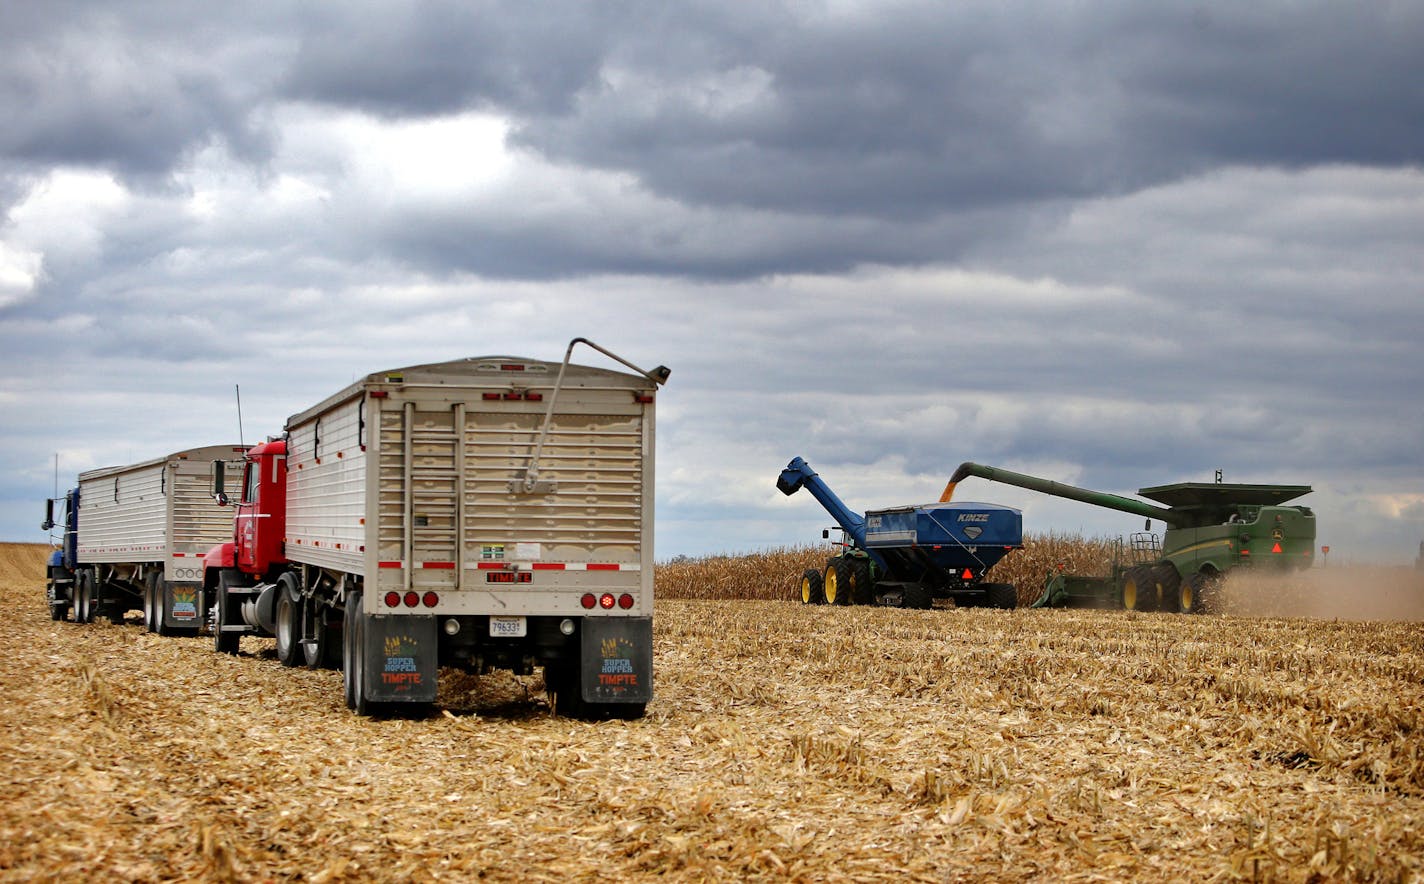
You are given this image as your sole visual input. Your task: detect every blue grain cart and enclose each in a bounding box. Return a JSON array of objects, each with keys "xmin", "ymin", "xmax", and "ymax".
[{"xmin": 776, "ymin": 457, "xmax": 1022, "ymax": 609}]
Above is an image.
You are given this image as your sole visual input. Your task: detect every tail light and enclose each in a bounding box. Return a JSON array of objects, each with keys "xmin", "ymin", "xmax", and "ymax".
[
  {"xmin": 384, "ymin": 591, "xmax": 401, "ymax": 608},
  {"xmin": 599, "ymin": 593, "xmax": 615, "ymax": 609},
  {"xmin": 403, "ymin": 591, "xmax": 419, "ymax": 608},
  {"xmin": 422, "ymin": 591, "xmax": 439, "ymax": 607},
  {"xmin": 580, "ymin": 593, "xmax": 596, "ymax": 609},
  {"xmin": 618, "ymin": 594, "xmax": 634, "ymax": 609}
]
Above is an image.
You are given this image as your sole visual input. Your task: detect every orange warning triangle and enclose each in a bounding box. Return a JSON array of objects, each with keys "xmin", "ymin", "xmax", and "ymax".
[
  {"xmin": 1271, "ymin": 542, "xmax": 1283, "ymax": 553},
  {"xmin": 961, "ymin": 568, "xmax": 973, "ymax": 579}
]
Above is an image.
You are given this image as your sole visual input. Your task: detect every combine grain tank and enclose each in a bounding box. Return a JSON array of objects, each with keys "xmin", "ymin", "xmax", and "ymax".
[
  {"xmin": 42, "ymin": 445, "xmax": 247, "ymax": 632},
  {"xmin": 205, "ymin": 339, "xmax": 669, "ymax": 718},
  {"xmin": 776, "ymin": 457, "xmax": 1022, "ymax": 609},
  {"xmin": 940, "ymin": 462, "xmax": 1315, "ymax": 613}
]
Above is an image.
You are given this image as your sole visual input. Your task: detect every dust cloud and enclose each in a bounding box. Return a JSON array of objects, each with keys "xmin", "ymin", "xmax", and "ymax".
[{"xmin": 1218, "ymin": 565, "xmax": 1424, "ymax": 621}]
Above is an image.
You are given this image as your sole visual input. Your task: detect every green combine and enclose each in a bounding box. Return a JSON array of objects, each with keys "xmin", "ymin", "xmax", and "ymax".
[{"xmin": 940, "ymin": 463, "xmax": 1316, "ymax": 614}]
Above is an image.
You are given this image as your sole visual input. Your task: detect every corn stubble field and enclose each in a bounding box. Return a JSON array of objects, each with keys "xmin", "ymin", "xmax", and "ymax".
[{"xmin": 2, "ymin": 540, "xmax": 1423, "ymax": 882}]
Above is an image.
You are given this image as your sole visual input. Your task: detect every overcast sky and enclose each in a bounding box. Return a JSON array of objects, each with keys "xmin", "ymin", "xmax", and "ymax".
[{"xmin": 2, "ymin": 1, "xmax": 1421, "ymax": 566}]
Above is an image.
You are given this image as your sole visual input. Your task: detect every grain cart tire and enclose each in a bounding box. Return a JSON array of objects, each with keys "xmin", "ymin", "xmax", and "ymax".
[
  {"xmin": 824, "ymin": 558, "xmax": 853, "ymax": 606},
  {"xmin": 213, "ymin": 572, "xmax": 241, "ymax": 655},
  {"xmin": 1121, "ymin": 566, "xmax": 1157, "ymax": 612},
  {"xmin": 903, "ymin": 583, "xmax": 933, "ymax": 610},
  {"xmin": 274, "ymin": 575, "xmax": 302, "ymax": 667},
  {"xmin": 303, "ymin": 601, "xmax": 342, "ymax": 669},
  {"xmin": 847, "ymin": 559, "xmax": 874, "ymax": 606},
  {"xmin": 799, "ymin": 569, "xmax": 825, "ymax": 605},
  {"xmin": 984, "ymin": 582, "xmax": 1018, "ymax": 610},
  {"xmin": 151, "ymin": 572, "xmax": 175, "ymax": 636}
]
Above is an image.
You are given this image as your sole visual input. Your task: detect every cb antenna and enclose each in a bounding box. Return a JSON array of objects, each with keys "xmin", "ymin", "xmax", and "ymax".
[{"xmin": 235, "ymin": 384, "xmax": 245, "ymax": 449}]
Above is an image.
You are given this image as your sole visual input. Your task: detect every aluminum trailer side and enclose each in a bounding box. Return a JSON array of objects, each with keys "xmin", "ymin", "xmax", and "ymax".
[{"xmin": 68, "ymin": 444, "xmax": 246, "ymax": 631}]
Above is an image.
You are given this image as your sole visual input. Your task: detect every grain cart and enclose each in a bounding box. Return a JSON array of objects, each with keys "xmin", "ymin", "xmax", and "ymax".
[
  {"xmin": 776, "ymin": 457, "xmax": 1022, "ymax": 609},
  {"xmin": 41, "ymin": 445, "xmax": 247, "ymax": 632},
  {"xmin": 204, "ymin": 339, "xmax": 669, "ymax": 718},
  {"xmin": 939, "ymin": 463, "xmax": 1315, "ymax": 613}
]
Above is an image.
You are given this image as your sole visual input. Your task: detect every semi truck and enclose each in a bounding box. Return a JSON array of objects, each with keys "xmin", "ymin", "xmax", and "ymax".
[
  {"xmin": 41, "ymin": 445, "xmax": 247, "ymax": 632},
  {"xmin": 204, "ymin": 339, "xmax": 669, "ymax": 718}
]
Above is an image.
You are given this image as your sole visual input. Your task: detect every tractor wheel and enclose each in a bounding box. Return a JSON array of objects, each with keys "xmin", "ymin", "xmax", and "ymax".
[
  {"xmin": 984, "ymin": 582, "xmax": 1018, "ymax": 610},
  {"xmin": 799, "ymin": 569, "xmax": 825, "ymax": 605},
  {"xmin": 903, "ymin": 582, "xmax": 933, "ymax": 610},
  {"xmin": 1152, "ymin": 564, "xmax": 1184, "ymax": 613},
  {"xmin": 1121, "ymin": 566, "xmax": 1157, "ymax": 612},
  {"xmin": 824, "ymin": 558, "xmax": 853, "ymax": 606},
  {"xmin": 847, "ymin": 559, "xmax": 874, "ymax": 606},
  {"xmin": 74, "ymin": 571, "xmax": 94, "ymax": 624}
]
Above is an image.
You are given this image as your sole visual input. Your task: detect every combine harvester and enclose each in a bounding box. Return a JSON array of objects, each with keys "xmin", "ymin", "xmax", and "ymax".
[
  {"xmin": 940, "ymin": 463, "xmax": 1316, "ymax": 613},
  {"xmin": 776, "ymin": 457, "xmax": 1022, "ymax": 609}
]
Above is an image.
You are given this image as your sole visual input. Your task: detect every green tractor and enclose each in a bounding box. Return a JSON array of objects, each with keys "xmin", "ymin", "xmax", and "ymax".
[{"xmin": 940, "ymin": 463, "xmax": 1316, "ymax": 614}]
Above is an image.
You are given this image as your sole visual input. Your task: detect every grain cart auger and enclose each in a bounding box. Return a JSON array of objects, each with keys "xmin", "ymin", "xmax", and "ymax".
[
  {"xmin": 940, "ymin": 463, "xmax": 1316, "ymax": 614},
  {"xmin": 776, "ymin": 457, "xmax": 1022, "ymax": 610}
]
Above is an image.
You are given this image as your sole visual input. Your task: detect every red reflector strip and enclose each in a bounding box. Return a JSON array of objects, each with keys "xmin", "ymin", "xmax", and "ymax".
[
  {"xmin": 370, "ymin": 390, "xmax": 389, "ymax": 399},
  {"xmin": 378, "ymin": 561, "xmax": 404, "ymax": 569},
  {"xmin": 421, "ymin": 562, "xmax": 456, "ymax": 570},
  {"xmin": 524, "ymin": 392, "xmax": 543, "ymax": 401},
  {"xmin": 532, "ymin": 562, "xmax": 565, "ymax": 570},
  {"xmin": 476, "ymin": 562, "xmax": 506, "ymax": 570},
  {"xmin": 500, "ymin": 364, "xmax": 525, "ymax": 371},
  {"xmin": 482, "ymin": 392, "xmax": 502, "ymax": 400},
  {"xmin": 585, "ymin": 563, "xmax": 619, "ymax": 571}
]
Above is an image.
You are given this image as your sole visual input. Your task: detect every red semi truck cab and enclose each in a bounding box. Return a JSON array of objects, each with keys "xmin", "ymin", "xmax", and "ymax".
[{"xmin": 204, "ymin": 438, "xmax": 288, "ymax": 578}]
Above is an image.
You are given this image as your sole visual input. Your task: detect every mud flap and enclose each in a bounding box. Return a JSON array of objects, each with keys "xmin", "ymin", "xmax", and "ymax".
[
  {"xmin": 580, "ymin": 616, "xmax": 653, "ymax": 704},
  {"xmin": 365, "ymin": 614, "xmax": 438, "ymax": 703}
]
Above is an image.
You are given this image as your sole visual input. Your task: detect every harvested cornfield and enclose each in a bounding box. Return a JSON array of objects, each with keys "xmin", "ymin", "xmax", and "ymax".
[
  {"xmin": 655, "ymin": 534, "xmax": 1119, "ymax": 606},
  {"xmin": 3, "ymin": 542, "xmax": 1423, "ymax": 882}
]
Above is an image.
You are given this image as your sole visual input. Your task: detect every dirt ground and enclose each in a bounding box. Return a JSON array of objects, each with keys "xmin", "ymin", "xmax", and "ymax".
[{"xmin": 2, "ymin": 542, "xmax": 1422, "ymax": 882}]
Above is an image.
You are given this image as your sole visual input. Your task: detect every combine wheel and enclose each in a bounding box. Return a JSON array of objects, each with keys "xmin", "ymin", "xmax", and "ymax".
[
  {"xmin": 799, "ymin": 569, "xmax": 825, "ymax": 605},
  {"xmin": 1152, "ymin": 564, "xmax": 1183, "ymax": 613},
  {"xmin": 1121, "ymin": 566, "xmax": 1158, "ymax": 612},
  {"xmin": 274, "ymin": 576, "xmax": 303, "ymax": 667},
  {"xmin": 1182, "ymin": 570, "xmax": 1219, "ymax": 615},
  {"xmin": 823, "ymin": 559, "xmax": 853, "ymax": 606},
  {"xmin": 213, "ymin": 572, "xmax": 241, "ymax": 655},
  {"xmin": 984, "ymin": 582, "xmax": 1018, "ymax": 610},
  {"xmin": 902, "ymin": 583, "xmax": 933, "ymax": 610},
  {"xmin": 847, "ymin": 559, "xmax": 874, "ymax": 606}
]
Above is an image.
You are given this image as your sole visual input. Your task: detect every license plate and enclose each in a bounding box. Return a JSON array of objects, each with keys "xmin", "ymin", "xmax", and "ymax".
[{"xmin": 489, "ymin": 616, "xmax": 527, "ymax": 638}]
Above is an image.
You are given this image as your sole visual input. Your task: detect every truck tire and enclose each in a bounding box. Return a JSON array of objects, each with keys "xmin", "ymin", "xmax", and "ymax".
[
  {"xmin": 303, "ymin": 602, "xmax": 341, "ymax": 669},
  {"xmin": 74, "ymin": 571, "xmax": 95, "ymax": 624},
  {"xmin": 343, "ymin": 590, "xmax": 380, "ymax": 715},
  {"xmin": 151, "ymin": 573, "xmax": 174, "ymax": 636},
  {"xmin": 548, "ymin": 663, "xmax": 646, "ymax": 721},
  {"xmin": 823, "ymin": 558, "xmax": 853, "ymax": 606},
  {"xmin": 847, "ymin": 559, "xmax": 874, "ymax": 606},
  {"xmin": 213, "ymin": 573, "xmax": 241, "ymax": 655},
  {"xmin": 274, "ymin": 576, "xmax": 302, "ymax": 667},
  {"xmin": 984, "ymin": 582, "xmax": 1018, "ymax": 610},
  {"xmin": 903, "ymin": 582, "xmax": 932, "ymax": 610},
  {"xmin": 799, "ymin": 569, "xmax": 825, "ymax": 605},
  {"xmin": 1121, "ymin": 566, "xmax": 1157, "ymax": 612}
]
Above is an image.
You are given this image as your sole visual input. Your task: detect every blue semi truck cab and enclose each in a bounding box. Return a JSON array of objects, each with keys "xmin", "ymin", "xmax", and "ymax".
[{"xmin": 41, "ymin": 488, "xmax": 79, "ymax": 621}]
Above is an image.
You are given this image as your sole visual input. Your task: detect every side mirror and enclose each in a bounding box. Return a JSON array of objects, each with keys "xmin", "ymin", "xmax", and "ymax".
[
  {"xmin": 211, "ymin": 460, "xmax": 229, "ymax": 506},
  {"xmin": 41, "ymin": 498, "xmax": 55, "ymax": 531}
]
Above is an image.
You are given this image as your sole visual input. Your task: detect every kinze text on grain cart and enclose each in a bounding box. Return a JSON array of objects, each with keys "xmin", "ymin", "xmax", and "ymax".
[
  {"xmin": 41, "ymin": 445, "xmax": 247, "ymax": 631},
  {"xmin": 776, "ymin": 457, "xmax": 1022, "ymax": 609},
  {"xmin": 940, "ymin": 463, "xmax": 1315, "ymax": 613},
  {"xmin": 204, "ymin": 339, "xmax": 669, "ymax": 718}
]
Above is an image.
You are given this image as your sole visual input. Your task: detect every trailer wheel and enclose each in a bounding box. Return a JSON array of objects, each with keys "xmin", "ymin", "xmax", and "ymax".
[
  {"xmin": 74, "ymin": 571, "xmax": 94, "ymax": 624},
  {"xmin": 343, "ymin": 590, "xmax": 381, "ymax": 715},
  {"xmin": 548, "ymin": 664, "xmax": 645, "ymax": 721},
  {"xmin": 142, "ymin": 576, "xmax": 157, "ymax": 633},
  {"xmin": 213, "ymin": 572, "xmax": 241, "ymax": 655},
  {"xmin": 151, "ymin": 573, "xmax": 174, "ymax": 636},
  {"xmin": 984, "ymin": 582, "xmax": 1018, "ymax": 610},
  {"xmin": 799, "ymin": 569, "xmax": 825, "ymax": 605},
  {"xmin": 903, "ymin": 583, "xmax": 932, "ymax": 610},
  {"xmin": 303, "ymin": 602, "xmax": 339, "ymax": 669},
  {"xmin": 824, "ymin": 559, "xmax": 853, "ymax": 606},
  {"xmin": 275, "ymin": 576, "xmax": 302, "ymax": 667},
  {"xmin": 1121, "ymin": 566, "xmax": 1157, "ymax": 612},
  {"xmin": 847, "ymin": 560, "xmax": 874, "ymax": 606}
]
